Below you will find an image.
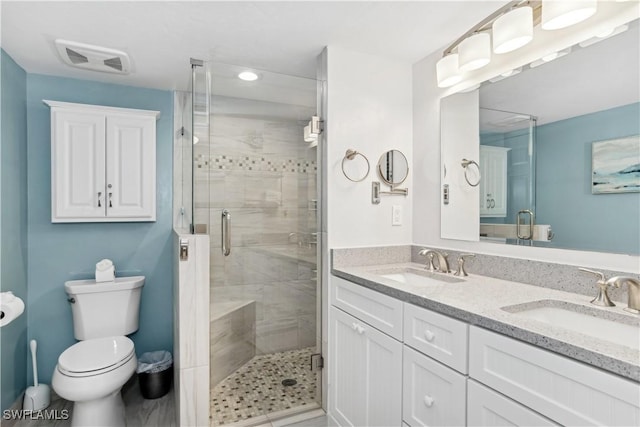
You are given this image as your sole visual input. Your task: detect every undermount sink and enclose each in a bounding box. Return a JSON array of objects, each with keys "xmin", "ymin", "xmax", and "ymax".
[
  {"xmin": 502, "ymin": 300, "xmax": 640, "ymax": 349},
  {"xmin": 376, "ymin": 268, "xmax": 464, "ymax": 287}
]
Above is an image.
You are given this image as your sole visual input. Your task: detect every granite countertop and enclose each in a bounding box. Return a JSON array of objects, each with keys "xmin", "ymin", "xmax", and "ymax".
[{"xmin": 332, "ymin": 262, "xmax": 640, "ymax": 382}]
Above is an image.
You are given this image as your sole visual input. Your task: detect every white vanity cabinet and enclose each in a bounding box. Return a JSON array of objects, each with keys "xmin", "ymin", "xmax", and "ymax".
[
  {"xmin": 479, "ymin": 145, "xmax": 510, "ymax": 217},
  {"xmin": 329, "ymin": 276, "xmax": 403, "ymax": 426},
  {"xmin": 469, "ymin": 326, "xmax": 640, "ymax": 426},
  {"xmin": 45, "ymin": 100, "xmax": 159, "ymax": 222},
  {"xmin": 330, "ymin": 274, "xmax": 640, "ymax": 427},
  {"xmin": 403, "ymin": 346, "xmax": 466, "ymax": 427},
  {"xmin": 467, "ymin": 380, "xmax": 558, "ymax": 427},
  {"xmin": 402, "ymin": 303, "xmax": 468, "ymax": 427}
]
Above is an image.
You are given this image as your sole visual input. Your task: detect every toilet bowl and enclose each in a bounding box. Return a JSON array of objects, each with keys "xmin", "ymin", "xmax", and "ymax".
[
  {"xmin": 52, "ymin": 336, "xmax": 137, "ymax": 426},
  {"xmin": 53, "ymin": 276, "xmax": 144, "ymax": 426}
]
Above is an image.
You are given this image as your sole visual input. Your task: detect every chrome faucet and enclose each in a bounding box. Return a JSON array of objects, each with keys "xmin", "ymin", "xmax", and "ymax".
[
  {"xmin": 606, "ymin": 276, "xmax": 640, "ymax": 314},
  {"xmin": 418, "ymin": 249, "xmax": 450, "ymax": 273},
  {"xmin": 579, "ymin": 268, "xmax": 617, "ymax": 307}
]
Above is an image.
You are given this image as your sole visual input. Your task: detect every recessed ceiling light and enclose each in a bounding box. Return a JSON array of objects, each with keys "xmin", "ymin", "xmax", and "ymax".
[{"xmin": 238, "ymin": 71, "xmax": 259, "ymax": 81}]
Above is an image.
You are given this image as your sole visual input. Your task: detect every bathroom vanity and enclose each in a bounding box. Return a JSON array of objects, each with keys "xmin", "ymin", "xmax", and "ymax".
[{"xmin": 328, "ymin": 248, "xmax": 640, "ymax": 427}]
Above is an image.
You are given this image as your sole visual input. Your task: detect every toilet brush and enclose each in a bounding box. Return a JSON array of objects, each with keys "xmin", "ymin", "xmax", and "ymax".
[{"xmin": 23, "ymin": 340, "xmax": 50, "ymax": 411}]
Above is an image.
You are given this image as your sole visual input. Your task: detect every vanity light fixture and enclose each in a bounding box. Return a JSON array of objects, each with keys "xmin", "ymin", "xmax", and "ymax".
[
  {"xmin": 436, "ymin": 1, "xmax": 534, "ymax": 87},
  {"xmin": 436, "ymin": 53, "xmax": 462, "ymax": 88},
  {"xmin": 238, "ymin": 71, "xmax": 259, "ymax": 81},
  {"xmin": 493, "ymin": 6, "xmax": 534, "ymax": 54},
  {"xmin": 541, "ymin": 0, "xmax": 597, "ymax": 30},
  {"xmin": 458, "ymin": 32, "xmax": 491, "ymax": 72}
]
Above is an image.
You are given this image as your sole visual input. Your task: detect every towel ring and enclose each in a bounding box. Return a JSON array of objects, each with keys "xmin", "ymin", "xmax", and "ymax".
[
  {"xmin": 461, "ymin": 158, "xmax": 481, "ymax": 187},
  {"xmin": 342, "ymin": 149, "xmax": 370, "ymax": 182}
]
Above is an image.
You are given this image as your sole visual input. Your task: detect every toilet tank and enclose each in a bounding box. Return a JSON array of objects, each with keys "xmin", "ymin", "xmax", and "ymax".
[{"xmin": 65, "ymin": 276, "xmax": 144, "ymax": 340}]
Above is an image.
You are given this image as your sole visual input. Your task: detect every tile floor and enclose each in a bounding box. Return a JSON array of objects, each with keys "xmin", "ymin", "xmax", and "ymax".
[
  {"xmin": 10, "ymin": 376, "xmax": 176, "ymax": 427},
  {"xmin": 211, "ymin": 347, "xmax": 319, "ymax": 426},
  {"xmin": 8, "ymin": 347, "xmax": 320, "ymax": 427}
]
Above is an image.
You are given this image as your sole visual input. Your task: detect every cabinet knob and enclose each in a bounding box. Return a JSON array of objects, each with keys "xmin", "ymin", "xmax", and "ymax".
[
  {"xmin": 352, "ymin": 323, "xmax": 365, "ymax": 335},
  {"xmin": 424, "ymin": 330, "xmax": 435, "ymax": 342},
  {"xmin": 423, "ymin": 395, "xmax": 435, "ymax": 407}
]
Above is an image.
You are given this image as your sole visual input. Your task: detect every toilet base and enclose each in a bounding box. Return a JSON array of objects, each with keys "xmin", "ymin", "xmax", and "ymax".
[{"xmin": 71, "ymin": 390, "xmax": 124, "ymax": 427}]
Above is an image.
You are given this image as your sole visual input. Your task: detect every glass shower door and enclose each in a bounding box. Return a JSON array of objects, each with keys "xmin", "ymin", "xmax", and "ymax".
[{"xmin": 201, "ymin": 63, "xmax": 322, "ymax": 426}]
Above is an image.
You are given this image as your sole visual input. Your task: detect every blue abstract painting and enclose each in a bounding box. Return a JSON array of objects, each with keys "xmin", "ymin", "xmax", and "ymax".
[{"xmin": 592, "ymin": 135, "xmax": 640, "ymax": 194}]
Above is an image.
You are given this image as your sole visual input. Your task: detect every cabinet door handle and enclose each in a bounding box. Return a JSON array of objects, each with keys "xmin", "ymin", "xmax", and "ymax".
[
  {"xmin": 423, "ymin": 395, "xmax": 435, "ymax": 407},
  {"xmin": 97, "ymin": 192, "xmax": 102, "ymax": 207},
  {"xmin": 424, "ymin": 330, "xmax": 435, "ymax": 342},
  {"xmin": 351, "ymin": 322, "xmax": 365, "ymax": 335},
  {"xmin": 108, "ymin": 192, "xmax": 113, "ymax": 208}
]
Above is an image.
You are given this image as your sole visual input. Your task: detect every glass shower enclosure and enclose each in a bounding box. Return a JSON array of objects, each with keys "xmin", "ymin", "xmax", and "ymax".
[{"xmin": 175, "ymin": 60, "xmax": 322, "ymax": 426}]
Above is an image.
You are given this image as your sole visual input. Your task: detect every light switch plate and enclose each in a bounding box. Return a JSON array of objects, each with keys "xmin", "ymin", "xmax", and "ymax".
[{"xmin": 392, "ymin": 205, "xmax": 402, "ymax": 226}]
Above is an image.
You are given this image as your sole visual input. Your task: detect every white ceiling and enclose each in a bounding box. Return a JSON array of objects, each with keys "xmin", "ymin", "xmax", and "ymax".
[{"xmin": 0, "ymin": 0, "xmax": 507, "ymax": 91}]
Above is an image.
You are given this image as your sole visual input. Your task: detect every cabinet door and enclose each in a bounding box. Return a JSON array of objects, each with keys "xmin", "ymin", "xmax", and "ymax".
[
  {"xmin": 330, "ymin": 307, "xmax": 402, "ymax": 427},
  {"xmin": 480, "ymin": 146, "xmax": 508, "ymax": 217},
  {"xmin": 469, "ymin": 326, "xmax": 640, "ymax": 426},
  {"xmin": 467, "ymin": 380, "xmax": 557, "ymax": 426},
  {"xmin": 51, "ymin": 110, "xmax": 106, "ymax": 221},
  {"xmin": 106, "ymin": 115, "xmax": 156, "ymax": 220},
  {"xmin": 403, "ymin": 346, "xmax": 466, "ymax": 427}
]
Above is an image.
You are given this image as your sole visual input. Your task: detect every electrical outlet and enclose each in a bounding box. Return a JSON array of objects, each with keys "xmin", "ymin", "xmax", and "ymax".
[{"xmin": 392, "ymin": 205, "xmax": 402, "ymax": 226}]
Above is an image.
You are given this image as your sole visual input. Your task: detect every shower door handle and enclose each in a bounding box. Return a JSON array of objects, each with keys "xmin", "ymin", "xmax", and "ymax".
[{"xmin": 221, "ymin": 209, "xmax": 231, "ymax": 256}]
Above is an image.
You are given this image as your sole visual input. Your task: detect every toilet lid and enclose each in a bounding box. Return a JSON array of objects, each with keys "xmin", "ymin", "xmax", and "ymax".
[{"xmin": 58, "ymin": 336, "xmax": 134, "ymax": 374}]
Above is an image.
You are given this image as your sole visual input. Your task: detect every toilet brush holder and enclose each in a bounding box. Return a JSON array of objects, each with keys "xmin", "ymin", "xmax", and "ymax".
[{"xmin": 23, "ymin": 340, "xmax": 50, "ymax": 411}]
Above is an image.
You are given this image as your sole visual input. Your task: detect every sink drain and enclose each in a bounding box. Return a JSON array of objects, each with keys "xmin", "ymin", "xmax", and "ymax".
[{"xmin": 281, "ymin": 379, "xmax": 297, "ymax": 386}]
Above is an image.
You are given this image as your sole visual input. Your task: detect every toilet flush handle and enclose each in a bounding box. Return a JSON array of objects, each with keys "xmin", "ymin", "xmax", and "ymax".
[{"xmin": 67, "ymin": 297, "xmax": 75, "ymax": 304}]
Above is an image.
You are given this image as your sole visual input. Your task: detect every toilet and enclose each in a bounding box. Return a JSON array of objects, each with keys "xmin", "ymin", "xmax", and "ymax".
[{"xmin": 52, "ymin": 276, "xmax": 144, "ymax": 427}]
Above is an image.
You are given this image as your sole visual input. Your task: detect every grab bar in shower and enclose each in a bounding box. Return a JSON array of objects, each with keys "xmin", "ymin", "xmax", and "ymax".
[{"xmin": 222, "ymin": 209, "xmax": 231, "ymax": 256}]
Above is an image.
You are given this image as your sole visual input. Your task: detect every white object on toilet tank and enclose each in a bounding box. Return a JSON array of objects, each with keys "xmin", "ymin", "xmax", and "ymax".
[
  {"xmin": 65, "ymin": 276, "xmax": 144, "ymax": 340},
  {"xmin": 95, "ymin": 259, "xmax": 115, "ymax": 283}
]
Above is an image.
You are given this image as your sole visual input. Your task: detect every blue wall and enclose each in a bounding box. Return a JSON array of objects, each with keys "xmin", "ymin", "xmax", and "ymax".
[
  {"xmin": 537, "ymin": 103, "xmax": 640, "ymax": 254},
  {"xmin": 1, "ymin": 50, "xmax": 28, "ymax": 410},
  {"xmin": 26, "ymin": 74, "xmax": 174, "ymax": 384}
]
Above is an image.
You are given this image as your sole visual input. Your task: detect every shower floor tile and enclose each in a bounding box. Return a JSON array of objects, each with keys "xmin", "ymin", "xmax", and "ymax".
[{"xmin": 211, "ymin": 347, "xmax": 318, "ymax": 426}]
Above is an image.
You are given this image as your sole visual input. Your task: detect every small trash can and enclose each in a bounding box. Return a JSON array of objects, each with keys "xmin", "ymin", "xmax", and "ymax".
[{"xmin": 137, "ymin": 351, "xmax": 173, "ymax": 399}]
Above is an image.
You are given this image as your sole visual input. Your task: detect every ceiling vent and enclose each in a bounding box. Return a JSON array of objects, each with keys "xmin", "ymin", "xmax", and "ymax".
[{"xmin": 55, "ymin": 40, "xmax": 131, "ymax": 74}]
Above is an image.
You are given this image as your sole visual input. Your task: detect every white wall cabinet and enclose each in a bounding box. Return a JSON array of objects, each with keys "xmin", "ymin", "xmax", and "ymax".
[
  {"xmin": 329, "ymin": 306, "xmax": 402, "ymax": 427},
  {"xmin": 45, "ymin": 100, "xmax": 159, "ymax": 222},
  {"xmin": 479, "ymin": 146, "xmax": 510, "ymax": 217}
]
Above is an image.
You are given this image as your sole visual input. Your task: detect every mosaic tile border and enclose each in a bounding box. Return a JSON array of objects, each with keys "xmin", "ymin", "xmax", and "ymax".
[{"xmin": 196, "ymin": 154, "xmax": 317, "ymax": 174}]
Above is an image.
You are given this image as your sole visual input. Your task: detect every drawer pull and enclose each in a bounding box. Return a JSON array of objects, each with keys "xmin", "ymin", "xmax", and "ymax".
[
  {"xmin": 423, "ymin": 395, "xmax": 435, "ymax": 407},
  {"xmin": 352, "ymin": 322, "xmax": 366, "ymax": 335},
  {"xmin": 424, "ymin": 329, "xmax": 435, "ymax": 342}
]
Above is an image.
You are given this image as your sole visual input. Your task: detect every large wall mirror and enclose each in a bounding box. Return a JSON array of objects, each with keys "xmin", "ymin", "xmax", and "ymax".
[{"xmin": 441, "ymin": 18, "xmax": 640, "ymax": 255}]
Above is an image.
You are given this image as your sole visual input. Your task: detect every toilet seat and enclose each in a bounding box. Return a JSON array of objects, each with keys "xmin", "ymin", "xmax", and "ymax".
[{"xmin": 57, "ymin": 336, "xmax": 135, "ymax": 378}]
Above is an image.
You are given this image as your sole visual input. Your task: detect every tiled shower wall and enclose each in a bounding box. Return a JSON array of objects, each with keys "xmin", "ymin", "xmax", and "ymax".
[{"xmin": 194, "ymin": 96, "xmax": 318, "ymax": 357}]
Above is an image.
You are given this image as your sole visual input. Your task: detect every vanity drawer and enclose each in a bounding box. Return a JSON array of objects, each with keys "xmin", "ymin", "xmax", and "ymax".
[
  {"xmin": 469, "ymin": 326, "xmax": 640, "ymax": 426},
  {"xmin": 403, "ymin": 302, "xmax": 468, "ymax": 373},
  {"xmin": 331, "ymin": 275, "xmax": 403, "ymax": 340},
  {"xmin": 403, "ymin": 345, "xmax": 466, "ymax": 427},
  {"xmin": 467, "ymin": 380, "xmax": 558, "ymax": 426}
]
